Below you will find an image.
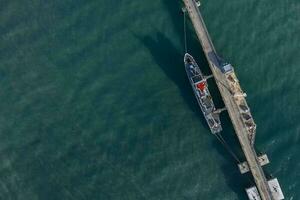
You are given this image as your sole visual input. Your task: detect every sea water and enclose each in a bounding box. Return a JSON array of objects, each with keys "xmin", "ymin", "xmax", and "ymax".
[{"xmin": 0, "ymin": 0, "xmax": 299, "ymax": 199}]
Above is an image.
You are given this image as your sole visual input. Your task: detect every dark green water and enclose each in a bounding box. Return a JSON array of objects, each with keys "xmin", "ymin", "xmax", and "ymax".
[{"xmin": 0, "ymin": 0, "xmax": 299, "ymax": 199}]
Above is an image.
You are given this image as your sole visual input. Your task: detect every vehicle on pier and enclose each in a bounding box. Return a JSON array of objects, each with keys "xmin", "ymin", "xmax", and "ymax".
[{"xmin": 184, "ymin": 53, "xmax": 222, "ymax": 134}]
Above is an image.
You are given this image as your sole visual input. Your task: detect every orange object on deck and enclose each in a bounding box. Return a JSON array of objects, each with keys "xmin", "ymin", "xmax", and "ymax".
[{"xmin": 196, "ymin": 81, "xmax": 206, "ymax": 91}]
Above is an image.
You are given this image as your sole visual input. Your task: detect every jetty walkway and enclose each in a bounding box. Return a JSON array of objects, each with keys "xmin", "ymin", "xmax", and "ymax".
[{"xmin": 181, "ymin": 0, "xmax": 278, "ymax": 199}]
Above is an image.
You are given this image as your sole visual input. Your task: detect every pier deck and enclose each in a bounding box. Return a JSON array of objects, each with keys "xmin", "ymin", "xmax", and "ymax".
[{"xmin": 182, "ymin": 0, "xmax": 274, "ymax": 199}]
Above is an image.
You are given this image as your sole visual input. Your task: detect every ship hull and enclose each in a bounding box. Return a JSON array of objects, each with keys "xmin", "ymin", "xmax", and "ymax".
[{"xmin": 184, "ymin": 53, "xmax": 222, "ymax": 134}]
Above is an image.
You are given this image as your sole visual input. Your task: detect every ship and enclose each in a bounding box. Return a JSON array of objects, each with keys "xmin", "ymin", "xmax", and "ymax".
[{"xmin": 184, "ymin": 53, "xmax": 222, "ymax": 134}]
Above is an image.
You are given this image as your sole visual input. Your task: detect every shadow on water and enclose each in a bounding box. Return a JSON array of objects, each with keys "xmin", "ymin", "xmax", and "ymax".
[
  {"xmin": 135, "ymin": 31, "xmax": 209, "ymax": 128},
  {"xmin": 133, "ymin": 0, "xmax": 220, "ymax": 130},
  {"xmin": 136, "ymin": 0, "xmax": 252, "ymax": 199}
]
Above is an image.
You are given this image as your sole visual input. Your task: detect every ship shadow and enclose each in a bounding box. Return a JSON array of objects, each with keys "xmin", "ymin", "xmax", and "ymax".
[
  {"xmin": 133, "ymin": 0, "xmax": 225, "ymax": 131},
  {"xmin": 135, "ymin": 31, "xmax": 209, "ymax": 129}
]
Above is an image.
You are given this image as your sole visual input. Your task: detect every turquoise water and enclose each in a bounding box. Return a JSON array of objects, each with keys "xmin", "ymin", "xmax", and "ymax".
[{"xmin": 0, "ymin": 0, "xmax": 299, "ymax": 199}]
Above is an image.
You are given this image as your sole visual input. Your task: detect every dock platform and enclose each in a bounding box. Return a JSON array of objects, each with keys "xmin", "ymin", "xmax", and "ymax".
[{"xmin": 182, "ymin": 0, "xmax": 284, "ymax": 199}]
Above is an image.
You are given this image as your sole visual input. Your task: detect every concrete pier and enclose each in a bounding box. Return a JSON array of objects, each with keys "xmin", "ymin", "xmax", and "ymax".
[{"xmin": 181, "ymin": 0, "xmax": 275, "ymax": 199}]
